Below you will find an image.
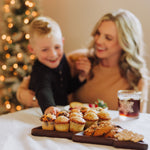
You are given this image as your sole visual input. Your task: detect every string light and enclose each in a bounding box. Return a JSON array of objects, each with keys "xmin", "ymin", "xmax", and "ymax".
[
  {"xmin": 17, "ymin": 53, "xmax": 23, "ymax": 59},
  {"xmin": 28, "ymin": 2, "xmax": 34, "ymax": 8},
  {"xmin": 13, "ymin": 63, "xmax": 18, "ymax": 69},
  {"xmin": 25, "ymin": 10, "xmax": 30, "ymax": 15},
  {"xmin": 4, "ymin": 45, "xmax": 8, "ymax": 51},
  {"xmin": 25, "ymin": 1, "xmax": 34, "ymax": 8},
  {"xmin": 9, "ymin": 67, "xmax": 13, "ymax": 71},
  {"xmin": 25, "ymin": 33, "xmax": 30, "ymax": 39},
  {"xmin": 23, "ymin": 65, "xmax": 28, "ymax": 70},
  {"xmin": 3, "ymin": 4, "xmax": 10, "ymax": 13},
  {"xmin": 8, "ymin": 40, "xmax": 12, "ymax": 44},
  {"xmin": 10, "ymin": 0, "xmax": 16, "ymax": 5},
  {"xmin": 0, "ymin": 75, "xmax": 5, "ymax": 82},
  {"xmin": 25, "ymin": 0, "xmax": 30, "ymax": 6},
  {"xmin": 8, "ymin": 23, "xmax": 13, "ymax": 28},
  {"xmin": 16, "ymin": 105, "xmax": 22, "ymax": 111},
  {"xmin": 13, "ymin": 71, "xmax": 18, "ymax": 76},
  {"xmin": 5, "ymin": 53, "xmax": 11, "ymax": 59},
  {"xmin": 30, "ymin": 54, "xmax": 36, "ymax": 60},
  {"xmin": 31, "ymin": 11, "xmax": 38, "ymax": 17},
  {"xmin": 6, "ymin": 36, "xmax": 11, "ymax": 42},
  {"xmin": 24, "ymin": 18, "xmax": 29, "ymax": 24},
  {"xmin": 1, "ymin": 34, "xmax": 7, "ymax": 40},
  {"xmin": 2, "ymin": 65, "xmax": 7, "ymax": 70},
  {"xmin": 6, "ymin": 103, "xmax": 11, "ymax": 110}
]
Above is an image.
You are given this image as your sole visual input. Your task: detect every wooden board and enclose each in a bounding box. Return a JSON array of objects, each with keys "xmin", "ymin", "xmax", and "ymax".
[
  {"xmin": 31, "ymin": 126, "xmax": 73, "ymax": 139},
  {"xmin": 31, "ymin": 126, "xmax": 148, "ymax": 150},
  {"xmin": 72, "ymin": 132, "xmax": 148, "ymax": 150}
]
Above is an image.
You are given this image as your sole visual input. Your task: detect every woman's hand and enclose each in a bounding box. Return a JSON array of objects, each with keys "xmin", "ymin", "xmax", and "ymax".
[{"xmin": 16, "ymin": 76, "xmax": 39, "ymax": 107}]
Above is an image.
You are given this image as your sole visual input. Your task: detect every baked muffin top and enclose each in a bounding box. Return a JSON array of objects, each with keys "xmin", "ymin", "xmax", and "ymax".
[
  {"xmin": 83, "ymin": 112, "xmax": 99, "ymax": 121},
  {"xmin": 40, "ymin": 113, "xmax": 56, "ymax": 122},
  {"xmin": 80, "ymin": 106, "xmax": 90, "ymax": 114},
  {"xmin": 55, "ymin": 116, "xmax": 69, "ymax": 124},
  {"xmin": 86, "ymin": 109, "xmax": 98, "ymax": 115},
  {"xmin": 70, "ymin": 116, "xmax": 86, "ymax": 124},
  {"xmin": 70, "ymin": 108, "xmax": 81, "ymax": 113},
  {"xmin": 97, "ymin": 110, "xmax": 111, "ymax": 120},
  {"xmin": 56, "ymin": 110, "xmax": 69, "ymax": 118},
  {"xmin": 69, "ymin": 112, "xmax": 83, "ymax": 118}
]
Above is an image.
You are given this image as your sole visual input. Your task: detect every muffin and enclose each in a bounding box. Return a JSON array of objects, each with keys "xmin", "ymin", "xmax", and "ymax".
[
  {"xmin": 40, "ymin": 113, "xmax": 56, "ymax": 130},
  {"xmin": 69, "ymin": 112, "xmax": 83, "ymax": 119},
  {"xmin": 86, "ymin": 109, "xmax": 98, "ymax": 114},
  {"xmin": 97, "ymin": 109, "xmax": 111, "ymax": 120},
  {"xmin": 70, "ymin": 108, "xmax": 81, "ymax": 113},
  {"xmin": 70, "ymin": 116, "xmax": 86, "ymax": 132},
  {"xmin": 69, "ymin": 101, "xmax": 83, "ymax": 110},
  {"xmin": 80, "ymin": 106, "xmax": 90, "ymax": 115},
  {"xmin": 69, "ymin": 54, "xmax": 85, "ymax": 62},
  {"xmin": 94, "ymin": 107, "xmax": 103, "ymax": 112},
  {"xmin": 56, "ymin": 110, "xmax": 69, "ymax": 118},
  {"xmin": 54, "ymin": 116, "xmax": 70, "ymax": 132},
  {"xmin": 83, "ymin": 111, "xmax": 99, "ymax": 128}
]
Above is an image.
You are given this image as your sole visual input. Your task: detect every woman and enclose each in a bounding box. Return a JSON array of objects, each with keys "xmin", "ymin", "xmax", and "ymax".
[{"xmin": 17, "ymin": 9, "xmax": 149, "ymax": 112}]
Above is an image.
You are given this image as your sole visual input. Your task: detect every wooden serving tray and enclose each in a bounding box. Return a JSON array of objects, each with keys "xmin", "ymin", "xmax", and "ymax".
[
  {"xmin": 72, "ymin": 132, "xmax": 148, "ymax": 150},
  {"xmin": 31, "ymin": 126, "xmax": 148, "ymax": 150},
  {"xmin": 31, "ymin": 126, "xmax": 73, "ymax": 139}
]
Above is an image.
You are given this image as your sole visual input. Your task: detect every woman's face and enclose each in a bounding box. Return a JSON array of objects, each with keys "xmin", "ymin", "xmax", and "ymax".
[{"xmin": 94, "ymin": 21, "xmax": 122, "ymax": 66}]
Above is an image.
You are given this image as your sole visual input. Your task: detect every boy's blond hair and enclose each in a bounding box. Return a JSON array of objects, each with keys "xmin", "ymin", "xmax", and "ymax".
[{"xmin": 29, "ymin": 16, "xmax": 62, "ymax": 42}]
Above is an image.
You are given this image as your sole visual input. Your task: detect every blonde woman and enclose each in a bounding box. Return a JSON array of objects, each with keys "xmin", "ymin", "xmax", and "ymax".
[{"xmin": 17, "ymin": 9, "xmax": 149, "ymax": 112}]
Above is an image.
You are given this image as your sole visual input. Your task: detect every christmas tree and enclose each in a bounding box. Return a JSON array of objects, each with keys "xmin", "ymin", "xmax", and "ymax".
[{"xmin": 0, "ymin": 0, "xmax": 40, "ymax": 114}]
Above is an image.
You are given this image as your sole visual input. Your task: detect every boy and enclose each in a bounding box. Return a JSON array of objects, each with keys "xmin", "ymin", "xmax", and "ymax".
[{"xmin": 28, "ymin": 16, "xmax": 91, "ymax": 114}]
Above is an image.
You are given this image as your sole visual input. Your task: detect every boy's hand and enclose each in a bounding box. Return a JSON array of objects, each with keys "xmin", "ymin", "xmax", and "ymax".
[
  {"xmin": 44, "ymin": 106, "xmax": 60, "ymax": 115},
  {"xmin": 75, "ymin": 56, "xmax": 91, "ymax": 82}
]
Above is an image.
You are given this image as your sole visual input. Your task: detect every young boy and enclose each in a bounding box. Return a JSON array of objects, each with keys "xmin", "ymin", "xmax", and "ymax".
[{"xmin": 28, "ymin": 16, "xmax": 91, "ymax": 114}]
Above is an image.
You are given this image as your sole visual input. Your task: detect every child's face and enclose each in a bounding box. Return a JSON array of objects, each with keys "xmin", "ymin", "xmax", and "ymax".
[{"xmin": 31, "ymin": 34, "xmax": 64, "ymax": 69}]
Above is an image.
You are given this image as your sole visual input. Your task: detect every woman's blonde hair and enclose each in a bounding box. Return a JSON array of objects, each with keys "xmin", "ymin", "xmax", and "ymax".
[
  {"xmin": 88, "ymin": 9, "xmax": 148, "ymax": 89},
  {"xmin": 29, "ymin": 16, "xmax": 62, "ymax": 42}
]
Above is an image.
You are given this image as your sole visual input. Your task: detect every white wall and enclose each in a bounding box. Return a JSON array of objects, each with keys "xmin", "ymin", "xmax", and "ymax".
[{"xmin": 39, "ymin": 0, "xmax": 150, "ymax": 112}]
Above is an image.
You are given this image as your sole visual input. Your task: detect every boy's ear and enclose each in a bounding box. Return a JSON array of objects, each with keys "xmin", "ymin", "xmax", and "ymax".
[{"xmin": 28, "ymin": 44, "xmax": 35, "ymax": 54}]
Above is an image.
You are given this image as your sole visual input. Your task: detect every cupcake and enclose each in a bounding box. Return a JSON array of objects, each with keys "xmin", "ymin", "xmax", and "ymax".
[
  {"xmin": 80, "ymin": 106, "xmax": 90, "ymax": 115},
  {"xmin": 70, "ymin": 116, "xmax": 86, "ymax": 133},
  {"xmin": 69, "ymin": 54, "xmax": 85, "ymax": 62},
  {"xmin": 86, "ymin": 109, "xmax": 98, "ymax": 114},
  {"xmin": 69, "ymin": 112, "xmax": 83, "ymax": 119},
  {"xmin": 70, "ymin": 108, "xmax": 81, "ymax": 113},
  {"xmin": 40, "ymin": 113, "xmax": 56, "ymax": 130},
  {"xmin": 55, "ymin": 116, "xmax": 70, "ymax": 132},
  {"xmin": 56, "ymin": 110, "xmax": 69, "ymax": 118},
  {"xmin": 69, "ymin": 101, "xmax": 83, "ymax": 110},
  {"xmin": 83, "ymin": 111, "xmax": 99, "ymax": 128},
  {"xmin": 97, "ymin": 109, "xmax": 111, "ymax": 120}
]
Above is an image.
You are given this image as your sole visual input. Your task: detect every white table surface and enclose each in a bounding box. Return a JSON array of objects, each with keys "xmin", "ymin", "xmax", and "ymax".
[{"xmin": 0, "ymin": 107, "xmax": 149, "ymax": 150}]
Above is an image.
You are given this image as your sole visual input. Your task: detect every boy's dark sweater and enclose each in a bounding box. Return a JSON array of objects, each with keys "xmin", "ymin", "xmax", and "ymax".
[{"xmin": 29, "ymin": 54, "xmax": 85, "ymax": 113}]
